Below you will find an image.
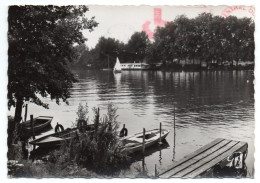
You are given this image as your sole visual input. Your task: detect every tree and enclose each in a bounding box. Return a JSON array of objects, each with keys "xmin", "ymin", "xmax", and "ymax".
[
  {"xmin": 152, "ymin": 22, "xmax": 176, "ymax": 63},
  {"xmin": 8, "ymin": 5, "xmax": 98, "ymax": 124},
  {"xmin": 235, "ymin": 18, "xmax": 255, "ymax": 65},
  {"xmin": 126, "ymin": 31, "xmax": 150, "ymax": 62},
  {"xmin": 72, "ymin": 43, "xmax": 88, "ymax": 65},
  {"xmin": 149, "ymin": 13, "xmax": 255, "ymax": 68},
  {"xmin": 93, "ymin": 37, "xmax": 123, "ymax": 69}
]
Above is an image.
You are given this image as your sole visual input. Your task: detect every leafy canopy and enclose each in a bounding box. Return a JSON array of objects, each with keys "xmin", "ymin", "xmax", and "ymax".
[{"xmin": 8, "ymin": 5, "xmax": 98, "ymax": 109}]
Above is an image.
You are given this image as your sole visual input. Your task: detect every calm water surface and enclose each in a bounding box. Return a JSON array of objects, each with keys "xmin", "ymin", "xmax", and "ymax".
[{"xmin": 11, "ymin": 70, "xmax": 254, "ymax": 177}]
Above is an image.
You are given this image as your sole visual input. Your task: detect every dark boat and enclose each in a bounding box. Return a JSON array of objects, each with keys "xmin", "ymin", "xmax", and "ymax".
[
  {"xmin": 29, "ymin": 128, "xmax": 78, "ymax": 148},
  {"xmin": 120, "ymin": 129, "xmax": 170, "ymax": 154},
  {"xmin": 29, "ymin": 124, "xmax": 96, "ymax": 148},
  {"xmin": 22, "ymin": 116, "xmax": 53, "ymax": 133}
]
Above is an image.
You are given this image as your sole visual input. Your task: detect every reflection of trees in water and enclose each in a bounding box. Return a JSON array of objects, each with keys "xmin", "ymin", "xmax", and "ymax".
[
  {"xmin": 152, "ymin": 70, "xmax": 253, "ymax": 107},
  {"xmin": 71, "ymin": 70, "xmax": 254, "ymax": 123},
  {"xmin": 77, "ymin": 70, "xmax": 116, "ymax": 101},
  {"xmin": 151, "ymin": 70, "xmax": 254, "ymax": 125},
  {"xmin": 120, "ymin": 71, "xmax": 151, "ymax": 110},
  {"xmin": 151, "ymin": 71, "xmax": 197, "ymax": 110},
  {"xmin": 72, "ymin": 70, "xmax": 152, "ymax": 112},
  {"xmin": 69, "ymin": 70, "xmax": 113, "ymax": 104}
]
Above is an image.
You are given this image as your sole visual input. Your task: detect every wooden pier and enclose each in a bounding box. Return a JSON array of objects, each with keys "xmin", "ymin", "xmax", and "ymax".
[{"xmin": 158, "ymin": 138, "xmax": 248, "ymax": 178}]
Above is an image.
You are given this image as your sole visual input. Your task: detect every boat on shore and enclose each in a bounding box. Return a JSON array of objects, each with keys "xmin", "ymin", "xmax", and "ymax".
[
  {"xmin": 120, "ymin": 129, "xmax": 170, "ymax": 154},
  {"xmin": 29, "ymin": 128, "xmax": 78, "ymax": 148},
  {"xmin": 113, "ymin": 57, "xmax": 122, "ymax": 73},
  {"xmin": 29, "ymin": 124, "xmax": 97, "ymax": 148},
  {"xmin": 22, "ymin": 116, "xmax": 53, "ymax": 133}
]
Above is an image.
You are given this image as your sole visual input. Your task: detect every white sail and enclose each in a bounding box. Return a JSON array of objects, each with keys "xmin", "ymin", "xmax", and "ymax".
[{"xmin": 113, "ymin": 57, "xmax": 122, "ymax": 73}]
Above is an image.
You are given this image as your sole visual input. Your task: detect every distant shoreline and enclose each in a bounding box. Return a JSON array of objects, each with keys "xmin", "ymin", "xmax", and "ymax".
[{"xmin": 71, "ymin": 64, "xmax": 254, "ymax": 72}]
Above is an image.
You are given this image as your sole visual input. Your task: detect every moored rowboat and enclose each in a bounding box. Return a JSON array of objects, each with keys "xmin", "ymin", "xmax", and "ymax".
[
  {"xmin": 120, "ymin": 129, "xmax": 170, "ymax": 154},
  {"xmin": 22, "ymin": 116, "xmax": 53, "ymax": 133},
  {"xmin": 29, "ymin": 124, "xmax": 96, "ymax": 148},
  {"xmin": 29, "ymin": 128, "xmax": 78, "ymax": 148}
]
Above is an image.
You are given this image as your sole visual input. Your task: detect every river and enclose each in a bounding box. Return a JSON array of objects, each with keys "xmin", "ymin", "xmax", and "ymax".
[{"xmin": 9, "ymin": 70, "xmax": 255, "ymax": 177}]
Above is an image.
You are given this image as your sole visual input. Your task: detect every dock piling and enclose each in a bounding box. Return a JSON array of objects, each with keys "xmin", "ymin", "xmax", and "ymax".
[
  {"xmin": 159, "ymin": 122, "xmax": 163, "ymax": 145},
  {"xmin": 24, "ymin": 104, "xmax": 28, "ymax": 122},
  {"xmin": 30, "ymin": 115, "xmax": 35, "ymax": 140},
  {"xmin": 30, "ymin": 115, "xmax": 35, "ymax": 150},
  {"xmin": 242, "ymin": 151, "xmax": 246, "ymax": 169},
  {"xmin": 155, "ymin": 164, "xmax": 157, "ymax": 177},
  {"xmin": 142, "ymin": 156, "xmax": 145, "ymax": 174},
  {"xmin": 174, "ymin": 103, "xmax": 176, "ymax": 132},
  {"xmin": 142, "ymin": 128, "xmax": 146, "ymax": 154}
]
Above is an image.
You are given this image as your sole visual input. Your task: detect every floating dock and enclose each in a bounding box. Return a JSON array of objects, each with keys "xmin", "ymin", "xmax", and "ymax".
[{"xmin": 158, "ymin": 138, "xmax": 248, "ymax": 178}]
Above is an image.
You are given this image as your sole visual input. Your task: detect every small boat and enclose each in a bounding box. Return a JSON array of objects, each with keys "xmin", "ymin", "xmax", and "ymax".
[
  {"xmin": 29, "ymin": 128, "xmax": 78, "ymax": 148},
  {"xmin": 29, "ymin": 124, "xmax": 96, "ymax": 148},
  {"xmin": 113, "ymin": 57, "xmax": 122, "ymax": 73},
  {"xmin": 120, "ymin": 129, "xmax": 170, "ymax": 154},
  {"xmin": 22, "ymin": 116, "xmax": 53, "ymax": 133}
]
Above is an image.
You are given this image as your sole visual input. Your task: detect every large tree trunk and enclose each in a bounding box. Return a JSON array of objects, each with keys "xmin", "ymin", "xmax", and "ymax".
[
  {"xmin": 9, "ymin": 97, "xmax": 23, "ymax": 145},
  {"xmin": 14, "ymin": 97, "xmax": 23, "ymax": 124}
]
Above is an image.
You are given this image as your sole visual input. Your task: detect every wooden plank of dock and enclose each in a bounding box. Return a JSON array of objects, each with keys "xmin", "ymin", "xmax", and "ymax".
[{"xmin": 158, "ymin": 138, "xmax": 248, "ymax": 178}]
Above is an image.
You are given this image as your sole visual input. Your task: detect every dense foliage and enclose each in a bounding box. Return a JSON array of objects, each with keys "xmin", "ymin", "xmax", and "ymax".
[
  {"xmin": 8, "ymin": 5, "xmax": 98, "ymax": 124},
  {"xmin": 74, "ymin": 31, "xmax": 151, "ymax": 69},
  {"xmin": 57, "ymin": 103, "xmax": 128, "ymax": 173},
  {"xmin": 74, "ymin": 13, "xmax": 254, "ymax": 69}
]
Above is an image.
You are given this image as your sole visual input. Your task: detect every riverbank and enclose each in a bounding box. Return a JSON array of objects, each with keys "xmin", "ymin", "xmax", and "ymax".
[
  {"xmin": 159, "ymin": 63, "xmax": 254, "ymax": 71},
  {"xmin": 7, "ymin": 103, "xmax": 132, "ymax": 178},
  {"xmin": 71, "ymin": 63, "xmax": 254, "ymax": 72}
]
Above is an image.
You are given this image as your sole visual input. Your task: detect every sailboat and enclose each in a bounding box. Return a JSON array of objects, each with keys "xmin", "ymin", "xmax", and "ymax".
[{"xmin": 113, "ymin": 57, "xmax": 122, "ymax": 73}]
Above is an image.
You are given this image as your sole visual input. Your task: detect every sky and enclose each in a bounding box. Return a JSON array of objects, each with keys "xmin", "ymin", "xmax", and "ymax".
[{"xmin": 83, "ymin": 5, "xmax": 255, "ymax": 48}]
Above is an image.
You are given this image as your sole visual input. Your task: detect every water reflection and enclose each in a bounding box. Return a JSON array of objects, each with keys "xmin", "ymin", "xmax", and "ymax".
[{"xmin": 113, "ymin": 72, "xmax": 122, "ymax": 89}]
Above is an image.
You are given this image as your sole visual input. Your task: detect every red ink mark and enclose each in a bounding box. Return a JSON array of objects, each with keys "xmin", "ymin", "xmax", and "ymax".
[
  {"xmin": 154, "ymin": 8, "xmax": 167, "ymax": 27},
  {"xmin": 142, "ymin": 8, "xmax": 167, "ymax": 39},
  {"xmin": 248, "ymin": 6, "xmax": 255, "ymax": 17},
  {"xmin": 221, "ymin": 6, "xmax": 247, "ymax": 17},
  {"xmin": 142, "ymin": 21, "xmax": 154, "ymax": 39}
]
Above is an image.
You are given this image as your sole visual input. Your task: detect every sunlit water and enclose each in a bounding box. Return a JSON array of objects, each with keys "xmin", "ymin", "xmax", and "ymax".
[{"xmin": 8, "ymin": 70, "xmax": 255, "ymax": 177}]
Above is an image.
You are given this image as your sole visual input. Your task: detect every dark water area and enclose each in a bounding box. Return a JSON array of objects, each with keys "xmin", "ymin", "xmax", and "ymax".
[{"xmin": 11, "ymin": 70, "xmax": 254, "ymax": 177}]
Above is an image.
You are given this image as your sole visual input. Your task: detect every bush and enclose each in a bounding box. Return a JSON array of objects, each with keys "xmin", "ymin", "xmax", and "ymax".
[
  {"xmin": 49, "ymin": 103, "xmax": 129, "ymax": 175},
  {"xmin": 75, "ymin": 102, "xmax": 89, "ymax": 132}
]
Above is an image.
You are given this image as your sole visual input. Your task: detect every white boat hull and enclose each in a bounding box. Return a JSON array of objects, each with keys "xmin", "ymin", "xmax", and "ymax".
[{"xmin": 120, "ymin": 129, "xmax": 169, "ymax": 154}]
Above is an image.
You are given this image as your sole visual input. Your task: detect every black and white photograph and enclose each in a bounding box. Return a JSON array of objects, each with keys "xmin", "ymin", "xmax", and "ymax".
[{"xmin": 1, "ymin": 0, "xmax": 257, "ymax": 180}]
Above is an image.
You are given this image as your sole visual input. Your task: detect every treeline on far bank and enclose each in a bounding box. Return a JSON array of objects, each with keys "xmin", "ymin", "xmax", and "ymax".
[{"xmin": 71, "ymin": 13, "xmax": 254, "ymax": 70}]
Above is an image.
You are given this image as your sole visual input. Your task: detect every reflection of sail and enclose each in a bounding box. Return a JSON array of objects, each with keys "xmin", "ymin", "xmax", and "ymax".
[{"xmin": 113, "ymin": 72, "xmax": 122, "ymax": 89}]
